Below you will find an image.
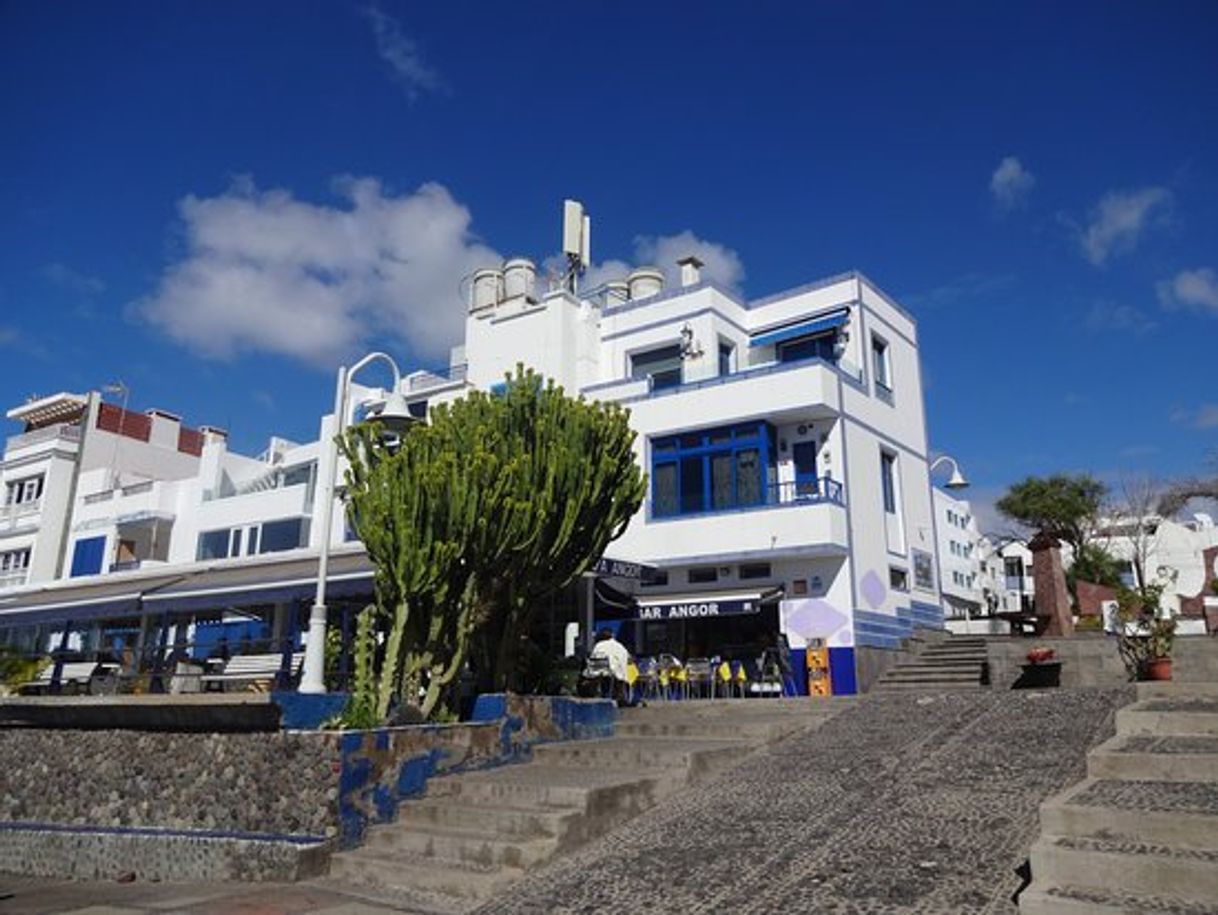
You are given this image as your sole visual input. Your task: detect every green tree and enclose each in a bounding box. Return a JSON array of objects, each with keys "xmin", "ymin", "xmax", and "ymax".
[{"xmin": 996, "ymin": 474, "xmax": 1107, "ymax": 557}]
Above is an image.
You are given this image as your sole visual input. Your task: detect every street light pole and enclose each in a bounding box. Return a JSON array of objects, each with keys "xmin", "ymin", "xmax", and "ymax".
[
  {"xmin": 929, "ymin": 454, "xmax": 969, "ymax": 490},
  {"xmin": 298, "ymin": 352, "xmax": 414, "ymax": 694}
]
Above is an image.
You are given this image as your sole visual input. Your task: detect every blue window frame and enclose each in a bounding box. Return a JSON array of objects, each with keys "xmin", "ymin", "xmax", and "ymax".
[
  {"xmin": 778, "ymin": 332, "xmax": 837, "ymax": 364},
  {"xmin": 70, "ymin": 536, "xmax": 106, "ymax": 577},
  {"xmin": 651, "ymin": 421, "xmax": 774, "ymax": 518},
  {"xmin": 631, "ymin": 344, "xmax": 683, "ymax": 391},
  {"xmin": 718, "ymin": 341, "xmax": 734, "ymax": 377}
]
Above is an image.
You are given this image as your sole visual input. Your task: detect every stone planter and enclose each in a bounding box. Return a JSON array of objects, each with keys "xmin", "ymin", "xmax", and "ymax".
[{"xmin": 1017, "ymin": 660, "xmax": 1062, "ymax": 689}]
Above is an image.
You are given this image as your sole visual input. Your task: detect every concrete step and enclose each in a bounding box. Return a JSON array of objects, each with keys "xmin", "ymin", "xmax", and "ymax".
[
  {"xmin": 364, "ymin": 821, "xmax": 558, "ymax": 869},
  {"xmin": 531, "ymin": 736, "xmax": 746, "ymax": 779},
  {"xmin": 1030, "ymin": 834, "xmax": 1218, "ymax": 900},
  {"xmin": 328, "ymin": 847, "xmax": 517, "ymax": 900},
  {"xmin": 614, "ymin": 718, "xmax": 811, "ymax": 741},
  {"xmin": 917, "ymin": 652, "xmax": 988, "ymax": 663},
  {"xmin": 878, "ymin": 664, "xmax": 982, "ymax": 677},
  {"xmin": 1118, "ymin": 699, "xmax": 1218, "ymax": 737},
  {"xmin": 1088, "ymin": 735, "xmax": 1218, "ymax": 782},
  {"xmin": 1138, "ymin": 682, "xmax": 1218, "ymax": 700},
  {"xmin": 426, "ymin": 764, "xmax": 666, "ymax": 810},
  {"xmin": 403, "ymin": 797, "xmax": 582, "ymax": 839},
  {"xmin": 316, "ymin": 877, "xmax": 473, "ymax": 915},
  {"xmin": 870, "ymin": 682, "xmax": 985, "ymax": 692},
  {"xmin": 1040, "ymin": 778, "xmax": 1218, "ymax": 849},
  {"xmin": 1019, "ymin": 883, "xmax": 1218, "ymax": 914}
]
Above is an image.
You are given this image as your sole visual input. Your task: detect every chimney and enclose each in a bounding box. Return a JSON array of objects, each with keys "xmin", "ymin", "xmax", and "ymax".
[{"xmin": 678, "ymin": 255, "xmax": 704, "ymax": 287}]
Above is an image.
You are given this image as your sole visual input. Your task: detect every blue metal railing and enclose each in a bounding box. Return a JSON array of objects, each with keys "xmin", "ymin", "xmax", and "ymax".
[{"xmin": 651, "ymin": 476, "xmax": 844, "ymax": 520}]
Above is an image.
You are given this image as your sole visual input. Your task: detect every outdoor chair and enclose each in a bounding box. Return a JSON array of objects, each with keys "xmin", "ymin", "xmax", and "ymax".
[
  {"xmin": 199, "ymin": 652, "xmax": 305, "ymax": 692},
  {"xmin": 684, "ymin": 658, "xmax": 713, "ymax": 699},
  {"xmin": 20, "ymin": 660, "xmax": 112, "ymax": 695},
  {"xmin": 634, "ymin": 657, "xmax": 661, "ymax": 702}
]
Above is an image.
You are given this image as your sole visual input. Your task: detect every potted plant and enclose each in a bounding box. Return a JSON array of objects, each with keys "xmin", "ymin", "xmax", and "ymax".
[{"xmin": 1115, "ymin": 584, "xmax": 1176, "ymax": 681}]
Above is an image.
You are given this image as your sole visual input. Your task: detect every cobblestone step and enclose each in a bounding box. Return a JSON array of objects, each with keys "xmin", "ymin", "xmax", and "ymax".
[
  {"xmin": 1030, "ymin": 834, "xmax": 1218, "ymax": 900},
  {"xmin": 328, "ymin": 847, "xmax": 516, "ymax": 901},
  {"xmin": 613, "ymin": 718, "xmax": 811, "ymax": 741},
  {"xmin": 1019, "ymin": 883, "xmax": 1218, "ymax": 914},
  {"xmin": 1088, "ymin": 735, "xmax": 1218, "ymax": 782},
  {"xmin": 426, "ymin": 765, "xmax": 666, "ymax": 809},
  {"xmin": 364, "ymin": 821, "xmax": 558, "ymax": 869},
  {"xmin": 1040, "ymin": 778, "xmax": 1218, "ymax": 848},
  {"xmin": 1118, "ymin": 701, "xmax": 1218, "ymax": 737},
  {"xmin": 402, "ymin": 797, "xmax": 582, "ymax": 839}
]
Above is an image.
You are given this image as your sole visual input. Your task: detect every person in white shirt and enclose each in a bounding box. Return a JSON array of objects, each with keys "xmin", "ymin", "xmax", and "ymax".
[{"xmin": 588, "ymin": 628, "xmax": 631, "ymax": 704}]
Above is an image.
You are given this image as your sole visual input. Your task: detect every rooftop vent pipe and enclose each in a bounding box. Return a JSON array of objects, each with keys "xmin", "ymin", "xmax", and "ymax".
[{"xmin": 678, "ymin": 255, "xmax": 704, "ymax": 287}]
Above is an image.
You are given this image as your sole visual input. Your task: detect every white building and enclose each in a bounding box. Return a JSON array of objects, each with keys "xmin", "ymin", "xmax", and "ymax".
[
  {"xmin": 0, "ymin": 204, "xmax": 953, "ymax": 694},
  {"xmin": 934, "ymin": 488, "xmax": 982, "ymax": 620}
]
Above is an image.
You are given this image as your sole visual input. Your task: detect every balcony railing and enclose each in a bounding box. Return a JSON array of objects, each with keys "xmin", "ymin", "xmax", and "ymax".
[
  {"xmin": 0, "ymin": 500, "xmax": 41, "ymax": 529},
  {"xmin": 0, "ymin": 570, "xmax": 29, "ymax": 589},
  {"xmin": 406, "ymin": 363, "xmax": 469, "ymax": 392},
  {"xmin": 5, "ymin": 422, "xmax": 81, "ymax": 452},
  {"xmin": 651, "ymin": 476, "xmax": 845, "ymax": 520}
]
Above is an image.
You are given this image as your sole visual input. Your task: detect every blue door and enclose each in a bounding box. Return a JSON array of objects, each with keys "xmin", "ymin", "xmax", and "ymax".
[
  {"xmin": 70, "ymin": 536, "xmax": 106, "ymax": 577},
  {"xmin": 792, "ymin": 441, "xmax": 818, "ymax": 499}
]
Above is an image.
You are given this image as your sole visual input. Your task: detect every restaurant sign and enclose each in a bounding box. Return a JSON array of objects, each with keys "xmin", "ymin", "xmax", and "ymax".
[
  {"xmin": 637, "ymin": 597, "xmax": 762, "ymax": 621},
  {"xmin": 593, "ymin": 556, "xmax": 656, "ymax": 580}
]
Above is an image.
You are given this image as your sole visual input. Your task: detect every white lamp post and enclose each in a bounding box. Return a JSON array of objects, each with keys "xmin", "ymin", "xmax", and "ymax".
[
  {"xmin": 298, "ymin": 351, "xmax": 417, "ymax": 694},
  {"xmin": 929, "ymin": 454, "xmax": 969, "ymax": 490}
]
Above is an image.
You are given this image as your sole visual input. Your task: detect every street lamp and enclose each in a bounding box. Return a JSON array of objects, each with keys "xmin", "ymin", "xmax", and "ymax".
[
  {"xmin": 929, "ymin": 454, "xmax": 969, "ymax": 490},
  {"xmin": 298, "ymin": 351, "xmax": 418, "ymax": 694}
]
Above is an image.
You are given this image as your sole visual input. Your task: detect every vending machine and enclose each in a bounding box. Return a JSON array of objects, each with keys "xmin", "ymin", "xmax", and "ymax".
[{"xmin": 806, "ymin": 637, "xmax": 833, "ymax": 696}]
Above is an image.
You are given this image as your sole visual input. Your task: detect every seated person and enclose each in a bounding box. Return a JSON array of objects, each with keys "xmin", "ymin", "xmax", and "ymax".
[{"xmin": 588, "ymin": 628, "xmax": 631, "ymax": 705}]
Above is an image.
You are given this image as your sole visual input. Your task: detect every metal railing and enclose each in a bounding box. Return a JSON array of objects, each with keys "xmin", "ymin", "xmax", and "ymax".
[
  {"xmin": 406, "ymin": 363, "xmax": 468, "ymax": 392},
  {"xmin": 651, "ymin": 476, "xmax": 845, "ymax": 519},
  {"xmin": 0, "ymin": 570, "xmax": 29, "ymax": 589},
  {"xmin": 0, "ymin": 499, "xmax": 42, "ymax": 527}
]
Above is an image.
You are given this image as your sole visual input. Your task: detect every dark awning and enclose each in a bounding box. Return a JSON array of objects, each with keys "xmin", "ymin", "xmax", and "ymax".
[
  {"xmin": 633, "ymin": 586, "xmax": 784, "ymax": 621},
  {"xmin": 750, "ymin": 310, "xmax": 848, "ymax": 348},
  {"xmin": 142, "ymin": 551, "xmax": 374, "ymax": 614},
  {"xmin": 0, "ymin": 573, "xmax": 187, "ymax": 628}
]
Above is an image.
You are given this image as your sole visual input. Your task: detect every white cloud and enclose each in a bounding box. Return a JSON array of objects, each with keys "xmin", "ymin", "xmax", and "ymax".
[
  {"xmin": 135, "ymin": 177, "xmax": 499, "ymax": 367},
  {"xmin": 1084, "ymin": 301, "xmax": 1157, "ymax": 335},
  {"xmin": 579, "ymin": 230, "xmax": 746, "ymax": 296},
  {"xmin": 362, "ymin": 5, "xmax": 445, "ymax": 101},
  {"xmin": 1157, "ymin": 267, "xmax": 1218, "ymax": 316},
  {"xmin": 1079, "ymin": 186, "xmax": 1172, "ymax": 265},
  {"xmin": 989, "ymin": 156, "xmax": 1035, "ymax": 210},
  {"xmin": 42, "ymin": 262, "xmax": 105, "ymax": 296}
]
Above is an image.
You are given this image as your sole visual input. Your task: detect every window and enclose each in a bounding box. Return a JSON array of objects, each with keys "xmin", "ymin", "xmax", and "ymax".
[
  {"xmin": 739, "ymin": 562, "xmax": 772, "ymax": 580},
  {"xmin": 641, "ymin": 570, "xmax": 669, "ymax": 588},
  {"xmin": 408, "ymin": 399, "xmax": 428, "ymax": 419},
  {"xmin": 777, "ymin": 333, "xmax": 836, "ymax": 364},
  {"xmin": 872, "ymin": 335, "xmax": 891, "ymax": 393},
  {"xmin": 880, "ymin": 451, "xmax": 897, "ymax": 514},
  {"xmin": 688, "ymin": 566, "xmax": 718, "ymax": 584},
  {"xmin": 631, "ymin": 344, "xmax": 683, "ymax": 391},
  {"xmin": 198, "ymin": 529, "xmax": 234, "ymax": 561},
  {"xmin": 651, "ymin": 422, "xmax": 774, "ymax": 518},
  {"xmin": 281, "ymin": 462, "xmax": 315, "ymax": 488},
  {"xmin": 260, "ymin": 517, "xmax": 308, "ymax": 554},
  {"xmin": 5, "ymin": 475, "xmax": 44, "ymax": 506},
  {"xmin": 890, "ymin": 566, "xmax": 909, "ymax": 592},
  {"xmin": 912, "ymin": 549, "xmax": 935, "ymax": 591},
  {"xmin": 792, "ymin": 579, "xmax": 809, "ymax": 596},
  {"xmin": 0, "ymin": 548, "xmax": 31, "ymax": 571},
  {"xmin": 718, "ymin": 341, "xmax": 734, "ymax": 377}
]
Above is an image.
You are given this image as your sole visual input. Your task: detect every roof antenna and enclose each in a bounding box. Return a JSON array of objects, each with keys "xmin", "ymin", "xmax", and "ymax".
[{"xmin": 562, "ymin": 199, "xmax": 590, "ymax": 294}]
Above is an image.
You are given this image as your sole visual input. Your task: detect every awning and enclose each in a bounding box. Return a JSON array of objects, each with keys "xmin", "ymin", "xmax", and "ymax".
[
  {"xmin": 749, "ymin": 310, "xmax": 848, "ymax": 348},
  {"xmin": 634, "ymin": 587, "xmax": 783, "ymax": 621},
  {"xmin": 142, "ymin": 552, "xmax": 374, "ymax": 614},
  {"xmin": 593, "ymin": 577, "xmax": 638, "ymax": 619},
  {"xmin": 0, "ymin": 573, "xmax": 187, "ymax": 628}
]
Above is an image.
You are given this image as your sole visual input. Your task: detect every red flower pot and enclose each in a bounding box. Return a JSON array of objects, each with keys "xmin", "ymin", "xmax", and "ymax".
[{"xmin": 1145, "ymin": 657, "xmax": 1173, "ymax": 681}]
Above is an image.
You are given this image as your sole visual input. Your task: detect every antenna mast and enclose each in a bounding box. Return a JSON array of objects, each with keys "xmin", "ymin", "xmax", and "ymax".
[{"xmin": 561, "ymin": 199, "xmax": 590, "ymax": 294}]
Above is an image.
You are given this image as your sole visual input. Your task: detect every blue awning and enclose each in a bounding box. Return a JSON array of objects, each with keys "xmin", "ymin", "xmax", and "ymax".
[{"xmin": 749, "ymin": 310, "xmax": 848, "ymax": 348}]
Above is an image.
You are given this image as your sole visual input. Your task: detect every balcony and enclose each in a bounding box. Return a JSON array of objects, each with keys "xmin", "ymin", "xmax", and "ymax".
[
  {"xmin": 651, "ymin": 477, "xmax": 844, "ymax": 520},
  {"xmin": 0, "ymin": 569, "xmax": 28, "ymax": 590},
  {"xmin": 5, "ymin": 422, "xmax": 81, "ymax": 454},
  {"xmin": 617, "ymin": 478, "xmax": 849, "ymax": 565},
  {"xmin": 593, "ymin": 358, "xmax": 841, "ymax": 432},
  {"xmin": 0, "ymin": 499, "xmax": 41, "ymax": 532},
  {"xmin": 406, "ymin": 363, "xmax": 469, "ymax": 393}
]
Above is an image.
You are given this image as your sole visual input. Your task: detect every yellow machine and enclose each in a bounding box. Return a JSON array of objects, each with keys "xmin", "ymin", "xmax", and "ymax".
[{"xmin": 806, "ymin": 638, "xmax": 832, "ymax": 696}]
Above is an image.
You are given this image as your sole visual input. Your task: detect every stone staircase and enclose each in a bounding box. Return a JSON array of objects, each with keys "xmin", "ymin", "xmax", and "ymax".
[
  {"xmin": 870, "ymin": 635, "xmax": 988, "ymax": 693},
  {"xmin": 325, "ymin": 698, "xmax": 849, "ymax": 913},
  {"xmin": 1020, "ymin": 681, "xmax": 1218, "ymax": 914}
]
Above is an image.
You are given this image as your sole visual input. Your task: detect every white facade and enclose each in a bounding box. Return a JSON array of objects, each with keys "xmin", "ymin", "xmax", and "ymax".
[
  {"xmin": 1, "ymin": 211, "xmax": 954, "ymax": 694},
  {"xmin": 933, "ymin": 488, "xmax": 983, "ymax": 618}
]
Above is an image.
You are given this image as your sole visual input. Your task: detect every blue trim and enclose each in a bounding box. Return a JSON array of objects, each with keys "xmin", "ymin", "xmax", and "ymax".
[
  {"xmin": 750, "ymin": 311, "xmax": 848, "ymax": 348},
  {"xmin": 650, "ymin": 421, "xmax": 773, "ymax": 518},
  {"xmin": 828, "ymin": 647, "xmax": 857, "ymax": 695},
  {"xmin": 608, "ymin": 354, "xmax": 844, "ymax": 405},
  {"xmin": 70, "ymin": 536, "xmax": 106, "ymax": 577}
]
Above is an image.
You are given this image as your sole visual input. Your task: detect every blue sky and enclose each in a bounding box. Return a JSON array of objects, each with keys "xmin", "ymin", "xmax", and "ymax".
[{"xmin": 2, "ymin": 1, "xmax": 1216, "ymax": 529}]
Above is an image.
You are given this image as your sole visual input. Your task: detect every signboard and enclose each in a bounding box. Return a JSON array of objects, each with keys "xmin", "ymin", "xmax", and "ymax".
[
  {"xmin": 912, "ymin": 549, "xmax": 935, "ymax": 592},
  {"xmin": 637, "ymin": 597, "xmax": 761, "ymax": 621},
  {"xmin": 593, "ymin": 557, "xmax": 655, "ymax": 581}
]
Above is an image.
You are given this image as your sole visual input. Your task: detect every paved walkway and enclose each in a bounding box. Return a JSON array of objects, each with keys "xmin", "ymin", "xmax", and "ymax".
[{"xmin": 1, "ymin": 689, "xmax": 1131, "ymax": 915}]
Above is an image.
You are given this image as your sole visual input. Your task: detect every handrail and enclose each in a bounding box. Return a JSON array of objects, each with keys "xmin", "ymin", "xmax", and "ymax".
[{"xmin": 651, "ymin": 476, "xmax": 845, "ymax": 519}]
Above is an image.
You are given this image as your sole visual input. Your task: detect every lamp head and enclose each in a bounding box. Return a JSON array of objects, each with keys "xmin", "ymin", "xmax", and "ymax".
[
  {"xmin": 364, "ymin": 391, "xmax": 419, "ymax": 437},
  {"xmin": 944, "ymin": 467, "xmax": 969, "ymax": 490}
]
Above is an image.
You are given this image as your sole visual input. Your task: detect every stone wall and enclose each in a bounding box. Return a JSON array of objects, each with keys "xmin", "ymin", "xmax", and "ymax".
[
  {"xmin": 0, "ymin": 694, "xmax": 615, "ymax": 880},
  {"xmin": 985, "ymin": 635, "xmax": 1218, "ymax": 689}
]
